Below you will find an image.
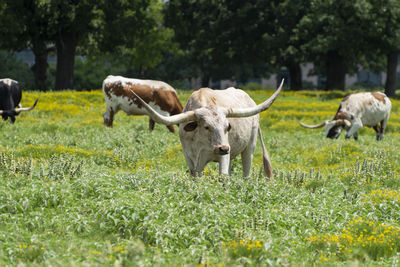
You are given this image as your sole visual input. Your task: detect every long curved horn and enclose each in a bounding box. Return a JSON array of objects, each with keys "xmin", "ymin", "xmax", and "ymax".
[
  {"xmin": 227, "ymin": 78, "xmax": 284, "ymax": 118},
  {"xmin": 130, "ymin": 90, "xmax": 196, "ymax": 125},
  {"xmin": 334, "ymin": 119, "xmax": 351, "ymax": 127},
  {"xmin": 298, "ymin": 120, "xmax": 329, "ymax": 129},
  {"xmin": 15, "ymin": 98, "xmax": 39, "ymax": 113}
]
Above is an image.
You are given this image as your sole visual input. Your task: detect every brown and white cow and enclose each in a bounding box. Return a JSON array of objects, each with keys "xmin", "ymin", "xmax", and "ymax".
[
  {"xmin": 299, "ymin": 92, "xmax": 391, "ymax": 140},
  {"xmin": 130, "ymin": 80, "xmax": 284, "ymax": 177},
  {"xmin": 102, "ymin": 75, "xmax": 183, "ymax": 132}
]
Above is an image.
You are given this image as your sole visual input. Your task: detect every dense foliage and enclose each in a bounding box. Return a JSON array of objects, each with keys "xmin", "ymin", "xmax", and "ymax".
[
  {"xmin": 0, "ymin": 51, "xmax": 35, "ymax": 89},
  {"xmin": 0, "ymin": 88, "xmax": 399, "ymax": 265},
  {"xmin": 0, "ymin": 0, "xmax": 168, "ymax": 90},
  {"xmin": 165, "ymin": 0, "xmax": 400, "ymax": 94},
  {"xmin": 1, "ymin": 1, "xmax": 400, "ymax": 95}
]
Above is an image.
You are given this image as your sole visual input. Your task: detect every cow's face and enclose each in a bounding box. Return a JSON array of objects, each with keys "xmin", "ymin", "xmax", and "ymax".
[
  {"xmin": 325, "ymin": 122, "xmax": 343, "ymax": 139},
  {"xmin": 182, "ymin": 107, "xmax": 232, "ymax": 155},
  {"xmin": 325, "ymin": 111, "xmax": 353, "ymax": 139},
  {"xmin": 1, "ymin": 110, "xmax": 18, "ymax": 123},
  {"xmin": 325, "ymin": 120, "xmax": 353, "ymax": 139}
]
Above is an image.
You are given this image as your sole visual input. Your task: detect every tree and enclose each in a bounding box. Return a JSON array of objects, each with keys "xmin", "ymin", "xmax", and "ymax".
[
  {"xmin": 72, "ymin": 0, "xmax": 177, "ymax": 90},
  {"xmin": 52, "ymin": 0, "xmax": 168, "ymax": 90},
  {"xmin": 1, "ymin": 0, "xmax": 167, "ymax": 90},
  {"xmin": 165, "ymin": 0, "xmax": 274, "ymax": 87},
  {"xmin": 299, "ymin": 0, "xmax": 377, "ymax": 90},
  {"xmin": 367, "ymin": 0, "xmax": 400, "ymax": 97},
  {"xmin": 164, "ymin": 0, "xmax": 221, "ymax": 86},
  {"xmin": 266, "ymin": 0, "xmax": 311, "ymax": 90},
  {"xmin": 96, "ymin": 0, "xmax": 177, "ymax": 78},
  {"xmin": 0, "ymin": 0, "xmax": 96, "ymax": 90},
  {"xmin": 0, "ymin": 51, "xmax": 35, "ymax": 89},
  {"xmin": 48, "ymin": 0, "xmax": 96, "ymax": 90},
  {"xmin": 0, "ymin": 0, "xmax": 53, "ymax": 90}
]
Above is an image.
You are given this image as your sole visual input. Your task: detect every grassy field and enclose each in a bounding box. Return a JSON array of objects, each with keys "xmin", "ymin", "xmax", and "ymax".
[{"xmin": 0, "ymin": 88, "xmax": 399, "ymax": 266}]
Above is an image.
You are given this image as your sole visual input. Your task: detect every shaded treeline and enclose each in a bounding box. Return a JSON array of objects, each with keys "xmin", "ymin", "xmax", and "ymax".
[{"xmin": 0, "ymin": 0, "xmax": 399, "ymax": 96}]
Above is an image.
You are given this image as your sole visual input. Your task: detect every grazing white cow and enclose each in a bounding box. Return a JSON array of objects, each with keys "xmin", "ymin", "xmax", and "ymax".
[
  {"xmin": 102, "ymin": 75, "xmax": 183, "ymax": 133},
  {"xmin": 299, "ymin": 92, "xmax": 391, "ymax": 140},
  {"xmin": 131, "ymin": 80, "xmax": 284, "ymax": 177}
]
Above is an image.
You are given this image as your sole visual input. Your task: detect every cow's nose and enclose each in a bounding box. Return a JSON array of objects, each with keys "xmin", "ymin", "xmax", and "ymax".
[{"xmin": 214, "ymin": 145, "xmax": 230, "ymax": 155}]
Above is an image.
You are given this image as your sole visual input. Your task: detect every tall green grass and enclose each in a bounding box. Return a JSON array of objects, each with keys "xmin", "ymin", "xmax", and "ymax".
[{"xmin": 0, "ymin": 89, "xmax": 399, "ymax": 265}]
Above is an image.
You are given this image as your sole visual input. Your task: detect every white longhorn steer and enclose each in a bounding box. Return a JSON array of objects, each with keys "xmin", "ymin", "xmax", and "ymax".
[
  {"xmin": 131, "ymin": 80, "xmax": 284, "ymax": 177},
  {"xmin": 299, "ymin": 92, "xmax": 391, "ymax": 140}
]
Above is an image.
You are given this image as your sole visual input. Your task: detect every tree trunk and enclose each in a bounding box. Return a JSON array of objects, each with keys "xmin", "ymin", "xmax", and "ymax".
[
  {"xmin": 201, "ymin": 75, "xmax": 210, "ymax": 87},
  {"xmin": 385, "ymin": 52, "xmax": 397, "ymax": 98},
  {"xmin": 238, "ymin": 75, "xmax": 248, "ymax": 86},
  {"xmin": 31, "ymin": 42, "xmax": 48, "ymax": 91},
  {"xmin": 287, "ymin": 62, "xmax": 302, "ymax": 90},
  {"xmin": 55, "ymin": 32, "xmax": 77, "ymax": 90},
  {"xmin": 325, "ymin": 50, "xmax": 346, "ymax": 90}
]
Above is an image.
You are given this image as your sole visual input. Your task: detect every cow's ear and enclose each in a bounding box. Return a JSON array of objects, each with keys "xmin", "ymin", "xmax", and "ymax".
[{"xmin": 184, "ymin": 121, "xmax": 198, "ymax": 131}]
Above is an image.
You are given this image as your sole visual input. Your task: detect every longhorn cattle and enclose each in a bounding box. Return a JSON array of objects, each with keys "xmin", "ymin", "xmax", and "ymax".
[
  {"xmin": 0, "ymin": 78, "xmax": 38, "ymax": 123},
  {"xmin": 131, "ymin": 80, "xmax": 284, "ymax": 177},
  {"xmin": 102, "ymin": 75, "xmax": 183, "ymax": 133},
  {"xmin": 299, "ymin": 92, "xmax": 391, "ymax": 140}
]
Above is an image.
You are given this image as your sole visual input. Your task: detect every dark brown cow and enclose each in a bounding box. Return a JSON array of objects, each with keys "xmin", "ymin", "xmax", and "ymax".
[
  {"xmin": 0, "ymin": 78, "xmax": 38, "ymax": 123},
  {"xmin": 102, "ymin": 75, "xmax": 183, "ymax": 133}
]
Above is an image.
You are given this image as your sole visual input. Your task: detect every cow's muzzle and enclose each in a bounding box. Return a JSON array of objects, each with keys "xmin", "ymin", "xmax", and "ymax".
[{"xmin": 214, "ymin": 145, "xmax": 230, "ymax": 155}]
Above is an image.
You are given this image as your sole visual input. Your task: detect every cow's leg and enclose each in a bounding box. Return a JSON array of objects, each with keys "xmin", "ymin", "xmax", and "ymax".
[
  {"xmin": 353, "ymin": 132, "xmax": 358, "ymax": 140},
  {"xmin": 241, "ymin": 147, "xmax": 254, "ymax": 177},
  {"xmin": 377, "ymin": 119, "xmax": 387, "ymax": 141},
  {"xmin": 241, "ymin": 127, "xmax": 258, "ymax": 177},
  {"xmin": 373, "ymin": 125, "xmax": 381, "ymax": 140},
  {"xmin": 219, "ymin": 154, "xmax": 230, "ymax": 176},
  {"xmin": 2, "ymin": 99, "xmax": 14, "ymax": 122},
  {"xmin": 103, "ymin": 105, "xmax": 116, "ymax": 127},
  {"xmin": 166, "ymin": 125, "xmax": 175, "ymax": 133},
  {"xmin": 345, "ymin": 120, "xmax": 362, "ymax": 139},
  {"xmin": 149, "ymin": 119, "xmax": 155, "ymax": 131}
]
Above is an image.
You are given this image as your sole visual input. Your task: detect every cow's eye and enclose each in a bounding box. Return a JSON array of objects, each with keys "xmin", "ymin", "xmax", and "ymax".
[
  {"xmin": 184, "ymin": 121, "xmax": 198, "ymax": 131},
  {"xmin": 227, "ymin": 123, "xmax": 231, "ymax": 132},
  {"xmin": 205, "ymin": 126, "xmax": 210, "ymax": 130}
]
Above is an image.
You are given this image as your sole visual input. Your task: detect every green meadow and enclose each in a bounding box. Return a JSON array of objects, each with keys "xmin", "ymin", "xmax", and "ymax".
[{"xmin": 0, "ymin": 88, "xmax": 399, "ymax": 266}]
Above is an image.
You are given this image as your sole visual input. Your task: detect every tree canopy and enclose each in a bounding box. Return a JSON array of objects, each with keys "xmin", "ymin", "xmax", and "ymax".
[
  {"xmin": 0, "ymin": 0, "xmax": 171, "ymax": 90},
  {"xmin": 0, "ymin": 0, "xmax": 399, "ymax": 96}
]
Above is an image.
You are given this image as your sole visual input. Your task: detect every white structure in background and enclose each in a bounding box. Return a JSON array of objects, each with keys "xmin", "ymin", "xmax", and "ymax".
[
  {"xmin": 197, "ymin": 62, "xmax": 400, "ymax": 90},
  {"xmin": 16, "ymin": 49, "xmax": 398, "ymax": 90}
]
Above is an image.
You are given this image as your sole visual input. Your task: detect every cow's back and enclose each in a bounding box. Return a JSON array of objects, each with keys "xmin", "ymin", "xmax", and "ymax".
[
  {"xmin": 102, "ymin": 75, "xmax": 182, "ymax": 116},
  {"xmin": 103, "ymin": 75, "xmax": 171, "ymax": 98},
  {"xmin": 0, "ymin": 79, "xmax": 21, "ymax": 109},
  {"xmin": 341, "ymin": 92, "xmax": 391, "ymax": 126}
]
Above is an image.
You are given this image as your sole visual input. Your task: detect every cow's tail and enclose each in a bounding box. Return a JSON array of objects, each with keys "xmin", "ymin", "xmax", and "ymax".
[{"xmin": 257, "ymin": 126, "xmax": 273, "ymax": 178}]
